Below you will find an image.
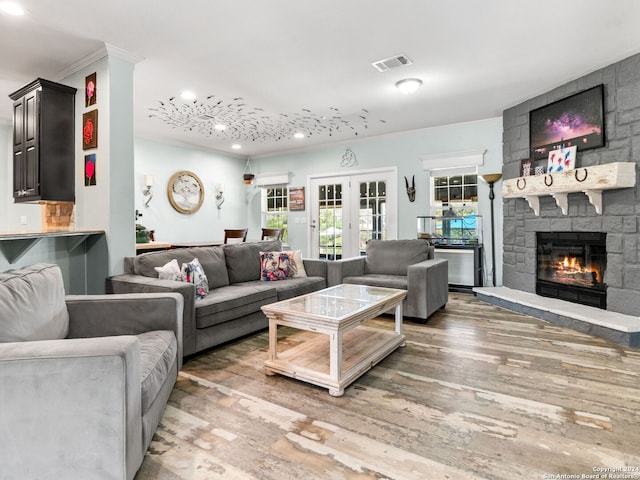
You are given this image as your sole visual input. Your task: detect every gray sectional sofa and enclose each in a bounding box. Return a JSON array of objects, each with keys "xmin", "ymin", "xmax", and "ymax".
[
  {"xmin": 327, "ymin": 239, "xmax": 448, "ymax": 321},
  {"xmin": 107, "ymin": 240, "xmax": 327, "ymax": 357}
]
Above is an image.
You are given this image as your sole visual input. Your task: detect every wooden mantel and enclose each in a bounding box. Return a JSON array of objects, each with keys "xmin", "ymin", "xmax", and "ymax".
[{"xmin": 502, "ymin": 162, "xmax": 636, "ymax": 215}]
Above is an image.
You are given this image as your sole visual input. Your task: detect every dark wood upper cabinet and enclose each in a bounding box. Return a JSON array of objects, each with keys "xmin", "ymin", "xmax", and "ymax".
[{"xmin": 9, "ymin": 78, "xmax": 77, "ymax": 203}]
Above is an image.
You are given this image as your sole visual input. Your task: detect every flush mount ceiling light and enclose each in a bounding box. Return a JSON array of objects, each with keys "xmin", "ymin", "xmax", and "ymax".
[
  {"xmin": 214, "ymin": 124, "xmax": 226, "ymax": 131},
  {"xmin": 0, "ymin": 1, "xmax": 25, "ymax": 15},
  {"xmin": 395, "ymin": 78, "xmax": 422, "ymax": 95},
  {"xmin": 180, "ymin": 90, "xmax": 196, "ymax": 101},
  {"xmin": 293, "ymin": 132, "xmax": 305, "ymax": 139},
  {"xmin": 231, "ymin": 144, "xmax": 242, "ymax": 150}
]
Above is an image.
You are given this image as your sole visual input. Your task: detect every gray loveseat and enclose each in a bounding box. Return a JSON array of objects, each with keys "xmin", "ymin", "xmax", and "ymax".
[
  {"xmin": 327, "ymin": 239, "xmax": 448, "ymax": 321},
  {"xmin": 107, "ymin": 240, "xmax": 327, "ymax": 357},
  {"xmin": 0, "ymin": 263, "xmax": 183, "ymax": 480}
]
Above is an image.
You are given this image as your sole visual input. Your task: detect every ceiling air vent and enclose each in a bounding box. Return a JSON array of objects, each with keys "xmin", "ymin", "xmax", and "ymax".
[{"xmin": 371, "ymin": 54, "xmax": 413, "ymax": 72}]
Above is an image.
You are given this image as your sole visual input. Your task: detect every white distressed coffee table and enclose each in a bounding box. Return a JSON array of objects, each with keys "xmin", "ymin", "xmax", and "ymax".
[{"xmin": 261, "ymin": 284, "xmax": 407, "ymax": 397}]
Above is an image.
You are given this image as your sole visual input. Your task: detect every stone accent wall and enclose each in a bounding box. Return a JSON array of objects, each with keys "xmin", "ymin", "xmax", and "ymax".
[{"xmin": 502, "ymin": 53, "xmax": 640, "ymax": 316}]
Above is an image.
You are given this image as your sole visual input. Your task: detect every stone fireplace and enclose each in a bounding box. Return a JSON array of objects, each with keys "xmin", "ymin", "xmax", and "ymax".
[
  {"xmin": 472, "ymin": 52, "xmax": 640, "ymax": 346},
  {"xmin": 536, "ymin": 232, "xmax": 606, "ymax": 309},
  {"xmin": 499, "ymin": 52, "xmax": 640, "ymax": 319}
]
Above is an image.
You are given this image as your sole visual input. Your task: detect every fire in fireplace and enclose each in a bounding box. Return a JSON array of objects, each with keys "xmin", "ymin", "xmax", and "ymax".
[
  {"xmin": 545, "ymin": 255, "xmax": 600, "ymax": 287},
  {"xmin": 536, "ymin": 232, "xmax": 607, "ymax": 309}
]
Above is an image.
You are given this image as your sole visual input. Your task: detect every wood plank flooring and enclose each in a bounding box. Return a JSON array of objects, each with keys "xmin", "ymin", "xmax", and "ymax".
[{"xmin": 135, "ymin": 293, "xmax": 640, "ymax": 480}]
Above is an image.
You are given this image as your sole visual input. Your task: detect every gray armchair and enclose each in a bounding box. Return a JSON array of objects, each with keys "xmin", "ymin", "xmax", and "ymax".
[
  {"xmin": 0, "ymin": 264, "xmax": 183, "ymax": 480},
  {"xmin": 327, "ymin": 239, "xmax": 448, "ymax": 321}
]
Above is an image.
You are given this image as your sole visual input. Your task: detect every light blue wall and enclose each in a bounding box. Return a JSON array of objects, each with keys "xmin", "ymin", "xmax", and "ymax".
[
  {"xmin": 2, "ymin": 101, "xmax": 503, "ymax": 286},
  {"xmin": 134, "ymin": 138, "xmax": 247, "ymax": 243},
  {"xmin": 0, "ymin": 123, "xmax": 105, "ymax": 293},
  {"xmin": 248, "ymin": 117, "xmax": 504, "ymax": 284},
  {"xmin": 0, "ymin": 51, "xmax": 133, "ymax": 291}
]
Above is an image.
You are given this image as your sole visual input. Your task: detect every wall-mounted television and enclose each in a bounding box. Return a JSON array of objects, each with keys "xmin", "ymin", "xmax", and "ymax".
[{"xmin": 529, "ymin": 84, "xmax": 605, "ymax": 160}]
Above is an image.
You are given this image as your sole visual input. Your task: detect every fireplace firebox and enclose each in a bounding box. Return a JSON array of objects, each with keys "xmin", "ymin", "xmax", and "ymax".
[{"xmin": 536, "ymin": 232, "xmax": 607, "ymax": 309}]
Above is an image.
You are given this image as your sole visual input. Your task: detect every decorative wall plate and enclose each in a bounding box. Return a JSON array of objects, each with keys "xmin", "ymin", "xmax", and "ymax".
[{"xmin": 167, "ymin": 170, "xmax": 204, "ymax": 214}]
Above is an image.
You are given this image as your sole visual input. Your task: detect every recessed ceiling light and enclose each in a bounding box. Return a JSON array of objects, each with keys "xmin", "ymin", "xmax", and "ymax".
[
  {"xmin": 0, "ymin": 2, "xmax": 25, "ymax": 15},
  {"xmin": 214, "ymin": 124, "xmax": 226, "ymax": 131},
  {"xmin": 395, "ymin": 78, "xmax": 422, "ymax": 95},
  {"xmin": 180, "ymin": 91, "xmax": 196, "ymax": 101},
  {"xmin": 231, "ymin": 144, "xmax": 242, "ymax": 150},
  {"xmin": 293, "ymin": 132, "xmax": 305, "ymax": 139}
]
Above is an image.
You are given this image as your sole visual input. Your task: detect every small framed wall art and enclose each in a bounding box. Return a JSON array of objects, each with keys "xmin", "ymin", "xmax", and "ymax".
[
  {"xmin": 84, "ymin": 154, "xmax": 96, "ymax": 186},
  {"xmin": 289, "ymin": 186, "xmax": 305, "ymax": 211},
  {"xmin": 85, "ymin": 72, "xmax": 97, "ymax": 107},
  {"xmin": 82, "ymin": 109, "xmax": 98, "ymax": 150},
  {"xmin": 547, "ymin": 146, "xmax": 577, "ymax": 173},
  {"xmin": 520, "ymin": 158, "xmax": 533, "ymax": 177}
]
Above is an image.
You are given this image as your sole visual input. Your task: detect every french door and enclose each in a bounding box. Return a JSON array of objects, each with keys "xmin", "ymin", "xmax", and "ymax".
[{"xmin": 308, "ymin": 168, "xmax": 397, "ymax": 259}]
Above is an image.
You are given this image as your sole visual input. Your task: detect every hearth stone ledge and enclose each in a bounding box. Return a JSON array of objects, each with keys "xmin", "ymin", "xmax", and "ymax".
[{"xmin": 473, "ymin": 286, "xmax": 640, "ymax": 347}]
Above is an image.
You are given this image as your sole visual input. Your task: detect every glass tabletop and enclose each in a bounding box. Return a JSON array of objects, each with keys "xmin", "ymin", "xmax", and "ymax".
[{"xmin": 265, "ymin": 284, "xmax": 404, "ymax": 320}]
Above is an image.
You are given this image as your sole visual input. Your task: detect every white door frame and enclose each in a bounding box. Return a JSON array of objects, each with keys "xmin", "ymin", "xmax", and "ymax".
[{"xmin": 307, "ymin": 167, "xmax": 398, "ymax": 258}]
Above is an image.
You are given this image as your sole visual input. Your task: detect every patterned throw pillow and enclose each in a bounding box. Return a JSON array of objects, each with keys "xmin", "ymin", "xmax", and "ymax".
[
  {"xmin": 286, "ymin": 250, "xmax": 307, "ymax": 277},
  {"xmin": 181, "ymin": 258, "xmax": 209, "ymax": 298},
  {"xmin": 260, "ymin": 251, "xmax": 296, "ymax": 281},
  {"xmin": 154, "ymin": 259, "xmax": 182, "ymax": 281}
]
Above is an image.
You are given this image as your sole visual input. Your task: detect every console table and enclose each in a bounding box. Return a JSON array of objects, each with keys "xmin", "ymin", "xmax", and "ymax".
[
  {"xmin": 434, "ymin": 244, "xmax": 483, "ymax": 290},
  {"xmin": 136, "ymin": 241, "xmax": 172, "ymax": 254}
]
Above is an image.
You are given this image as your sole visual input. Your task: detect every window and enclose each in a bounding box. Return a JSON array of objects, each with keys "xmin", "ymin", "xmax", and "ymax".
[
  {"xmin": 431, "ymin": 172, "xmax": 479, "ymax": 244},
  {"xmin": 358, "ymin": 180, "xmax": 386, "ymax": 254},
  {"xmin": 318, "ymin": 183, "xmax": 342, "ymax": 260},
  {"xmin": 263, "ymin": 187, "xmax": 288, "ymax": 242}
]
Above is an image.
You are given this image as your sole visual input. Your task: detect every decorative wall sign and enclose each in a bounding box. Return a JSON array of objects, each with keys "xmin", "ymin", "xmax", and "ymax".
[
  {"xmin": 547, "ymin": 146, "xmax": 577, "ymax": 173},
  {"xmin": 85, "ymin": 72, "xmax": 97, "ymax": 107},
  {"xmin": 84, "ymin": 154, "xmax": 96, "ymax": 186},
  {"xmin": 167, "ymin": 170, "xmax": 204, "ymax": 214},
  {"xmin": 530, "ymin": 84, "xmax": 604, "ymax": 160},
  {"xmin": 82, "ymin": 109, "xmax": 98, "ymax": 150},
  {"xmin": 289, "ymin": 186, "xmax": 305, "ymax": 211},
  {"xmin": 340, "ymin": 147, "xmax": 358, "ymax": 167}
]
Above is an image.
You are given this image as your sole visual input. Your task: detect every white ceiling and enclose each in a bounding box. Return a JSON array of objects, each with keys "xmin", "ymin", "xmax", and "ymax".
[{"xmin": 2, "ymin": 0, "xmax": 640, "ymax": 158}]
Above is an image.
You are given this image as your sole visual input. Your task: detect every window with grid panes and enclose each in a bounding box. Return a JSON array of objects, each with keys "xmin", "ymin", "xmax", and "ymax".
[
  {"xmin": 318, "ymin": 183, "xmax": 342, "ymax": 260},
  {"xmin": 432, "ymin": 174, "xmax": 479, "ymax": 243},
  {"xmin": 359, "ymin": 180, "xmax": 386, "ymax": 255},
  {"xmin": 263, "ymin": 187, "xmax": 288, "ymax": 242}
]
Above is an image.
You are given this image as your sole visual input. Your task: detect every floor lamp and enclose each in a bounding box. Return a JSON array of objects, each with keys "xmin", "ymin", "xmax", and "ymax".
[{"xmin": 480, "ymin": 173, "xmax": 502, "ymax": 287}]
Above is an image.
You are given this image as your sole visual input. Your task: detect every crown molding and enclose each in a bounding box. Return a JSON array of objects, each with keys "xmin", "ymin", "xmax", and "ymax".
[
  {"xmin": 57, "ymin": 42, "xmax": 145, "ymax": 80},
  {"xmin": 421, "ymin": 149, "xmax": 487, "ymax": 171}
]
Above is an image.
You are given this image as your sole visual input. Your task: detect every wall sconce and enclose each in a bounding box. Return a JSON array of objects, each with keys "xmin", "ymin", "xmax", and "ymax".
[
  {"xmin": 216, "ymin": 183, "xmax": 225, "ymax": 209},
  {"xmin": 143, "ymin": 175, "xmax": 153, "ymax": 207}
]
